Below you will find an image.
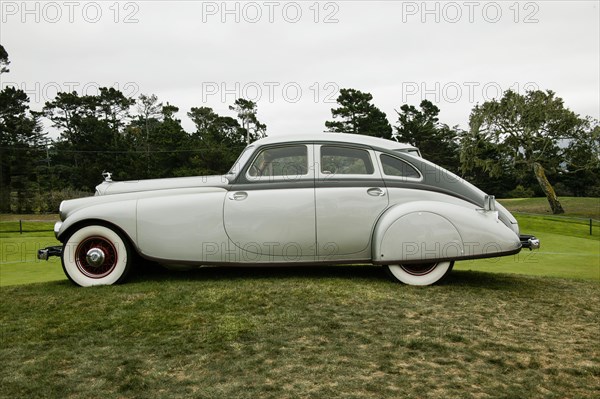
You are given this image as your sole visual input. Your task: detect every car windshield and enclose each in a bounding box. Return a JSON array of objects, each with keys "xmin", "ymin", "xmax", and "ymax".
[{"xmin": 226, "ymin": 145, "xmax": 255, "ymax": 176}]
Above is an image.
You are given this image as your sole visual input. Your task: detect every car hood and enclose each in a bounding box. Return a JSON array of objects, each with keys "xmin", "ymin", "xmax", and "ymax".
[{"xmin": 95, "ymin": 175, "xmax": 231, "ymax": 196}]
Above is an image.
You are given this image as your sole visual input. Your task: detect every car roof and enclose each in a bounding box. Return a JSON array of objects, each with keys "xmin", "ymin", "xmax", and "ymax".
[{"xmin": 252, "ymin": 133, "xmax": 417, "ymax": 151}]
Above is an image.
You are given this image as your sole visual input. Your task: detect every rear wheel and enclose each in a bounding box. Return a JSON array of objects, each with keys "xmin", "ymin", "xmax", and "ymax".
[
  {"xmin": 61, "ymin": 224, "xmax": 133, "ymax": 287},
  {"xmin": 385, "ymin": 261, "xmax": 454, "ymax": 286}
]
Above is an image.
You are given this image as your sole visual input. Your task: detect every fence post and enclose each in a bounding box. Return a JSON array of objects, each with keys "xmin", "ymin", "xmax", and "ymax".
[
  {"xmin": 591, "ymin": 219, "xmax": 593, "ymax": 236},
  {"xmin": 19, "ymin": 219, "xmax": 22, "ymax": 234}
]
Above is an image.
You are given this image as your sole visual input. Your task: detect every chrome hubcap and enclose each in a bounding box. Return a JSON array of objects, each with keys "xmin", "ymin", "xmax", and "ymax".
[{"xmin": 86, "ymin": 248, "xmax": 106, "ymax": 267}]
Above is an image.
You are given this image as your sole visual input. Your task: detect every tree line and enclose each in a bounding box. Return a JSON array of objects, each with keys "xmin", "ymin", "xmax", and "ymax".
[{"xmin": 1, "ymin": 45, "xmax": 598, "ymax": 214}]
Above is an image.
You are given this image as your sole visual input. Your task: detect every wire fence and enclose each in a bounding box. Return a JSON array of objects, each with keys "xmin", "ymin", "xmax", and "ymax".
[
  {"xmin": 0, "ymin": 220, "xmax": 57, "ymax": 234},
  {"xmin": 512, "ymin": 212, "xmax": 599, "ymax": 237}
]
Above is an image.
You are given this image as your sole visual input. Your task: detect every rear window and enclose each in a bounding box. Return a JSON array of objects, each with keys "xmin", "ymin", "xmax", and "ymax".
[{"xmin": 380, "ymin": 154, "xmax": 420, "ymax": 179}]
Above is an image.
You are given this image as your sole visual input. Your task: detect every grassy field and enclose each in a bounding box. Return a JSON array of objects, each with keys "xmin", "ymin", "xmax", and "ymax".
[
  {"xmin": 1, "ymin": 267, "xmax": 599, "ymax": 399},
  {"xmin": 0, "ymin": 219, "xmax": 64, "ymax": 286},
  {"xmin": 499, "ymin": 196, "xmax": 600, "ymax": 219}
]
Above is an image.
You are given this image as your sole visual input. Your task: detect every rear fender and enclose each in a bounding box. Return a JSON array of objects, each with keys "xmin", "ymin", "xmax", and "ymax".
[{"xmin": 372, "ymin": 201, "xmax": 521, "ymax": 264}]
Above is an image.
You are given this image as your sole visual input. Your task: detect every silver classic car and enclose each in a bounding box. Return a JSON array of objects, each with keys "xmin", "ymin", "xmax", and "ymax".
[{"xmin": 39, "ymin": 133, "xmax": 539, "ymax": 286}]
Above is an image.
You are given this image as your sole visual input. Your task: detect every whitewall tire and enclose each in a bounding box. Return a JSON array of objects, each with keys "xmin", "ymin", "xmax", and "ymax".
[
  {"xmin": 61, "ymin": 224, "xmax": 133, "ymax": 287},
  {"xmin": 385, "ymin": 261, "xmax": 454, "ymax": 286}
]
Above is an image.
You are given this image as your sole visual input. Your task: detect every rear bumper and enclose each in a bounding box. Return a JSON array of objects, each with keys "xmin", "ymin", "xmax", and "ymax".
[
  {"xmin": 520, "ymin": 234, "xmax": 540, "ymax": 250},
  {"xmin": 38, "ymin": 246, "xmax": 63, "ymax": 260}
]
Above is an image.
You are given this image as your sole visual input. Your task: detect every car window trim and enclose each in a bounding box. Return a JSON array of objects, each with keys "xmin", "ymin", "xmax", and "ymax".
[
  {"xmin": 315, "ymin": 144, "xmax": 382, "ymax": 180},
  {"xmin": 240, "ymin": 144, "xmax": 315, "ymax": 184},
  {"xmin": 377, "ymin": 152, "xmax": 423, "ymax": 182}
]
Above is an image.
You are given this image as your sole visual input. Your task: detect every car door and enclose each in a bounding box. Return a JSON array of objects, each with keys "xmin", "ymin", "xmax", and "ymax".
[
  {"xmin": 315, "ymin": 144, "xmax": 389, "ymax": 261},
  {"xmin": 223, "ymin": 144, "xmax": 316, "ymax": 262},
  {"xmin": 137, "ymin": 188, "xmax": 230, "ymax": 263}
]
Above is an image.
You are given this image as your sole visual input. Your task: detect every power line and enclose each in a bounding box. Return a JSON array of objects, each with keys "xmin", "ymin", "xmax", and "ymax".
[{"xmin": 0, "ymin": 147, "xmax": 240, "ymax": 154}]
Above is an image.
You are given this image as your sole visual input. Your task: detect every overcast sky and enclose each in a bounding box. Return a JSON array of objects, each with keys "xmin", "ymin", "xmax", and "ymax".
[{"xmin": 1, "ymin": 0, "xmax": 599, "ymax": 137}]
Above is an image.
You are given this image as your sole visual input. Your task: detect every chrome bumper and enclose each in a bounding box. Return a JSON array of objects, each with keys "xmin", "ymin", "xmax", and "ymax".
[
  {"xmin": 520, "ymin": 234, "xmax": 540, "ymax": 250},
  {"xmin": 38, "ymin": 246, "xmax": 63, "ymax": 260}
]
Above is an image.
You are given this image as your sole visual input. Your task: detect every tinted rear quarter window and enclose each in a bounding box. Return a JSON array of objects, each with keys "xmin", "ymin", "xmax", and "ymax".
[{"xmin": 380, "ymin": 154, "xmax": 420, "ymax": 179}]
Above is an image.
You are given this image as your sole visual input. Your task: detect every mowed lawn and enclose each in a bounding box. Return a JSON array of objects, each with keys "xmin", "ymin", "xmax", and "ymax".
[
  {"xmin": 1, "ymin": 267, "xmax": 599, "ymax": 399},
  {"xmin": 500, "ymin": 196, "xmax": 599, "ymax": 219},
  {"xmin": 0, "ymin": 217, "xmax": 64, "ymax": 286}
]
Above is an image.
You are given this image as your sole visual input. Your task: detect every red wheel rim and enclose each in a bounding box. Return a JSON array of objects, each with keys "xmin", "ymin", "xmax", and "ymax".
[
  {"xmin": 400, "ymin": 263, "xmax": 437, "ymax": 276},
  {"xmin": 75, "ymin": 236, "xmax": 118, "ymax": 279}
]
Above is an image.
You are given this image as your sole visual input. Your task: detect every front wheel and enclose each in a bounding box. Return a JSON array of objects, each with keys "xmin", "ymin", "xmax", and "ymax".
[
  {"xmin": 61, "ymin": 224, "xmax": 133, "ymax": 287},
  {"xmin": 385, "ymin": 261, "xmax": 454, "ymax": 286}
]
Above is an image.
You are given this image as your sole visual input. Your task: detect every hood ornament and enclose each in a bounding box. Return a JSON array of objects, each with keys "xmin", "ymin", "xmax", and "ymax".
[{"xmin": 102, "ymin": 171, "xmax": 113, "ymax": 182}]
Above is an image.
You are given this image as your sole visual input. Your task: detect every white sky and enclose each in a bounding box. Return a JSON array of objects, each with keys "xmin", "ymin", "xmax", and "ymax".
[{"xmin": 1, "ymin": 0, "xmax": 599, "ymax": 137}]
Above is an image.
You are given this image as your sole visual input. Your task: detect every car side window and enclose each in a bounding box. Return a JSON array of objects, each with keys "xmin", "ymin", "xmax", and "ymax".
[
  {"xmin": 248, "ymin": 145, "xmax": 308, "ymax": 179},
  {"xmin": 320, "ymin": 146, "xmax": 374, "ymax": 175},
  {"xmin": 380, "ymin": 154, "xmax": 421, "ymax": 179}
]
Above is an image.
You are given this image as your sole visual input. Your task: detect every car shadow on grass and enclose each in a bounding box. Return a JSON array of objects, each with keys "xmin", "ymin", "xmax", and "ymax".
[
  {"xmin": 131, "ymin": 263, "xmax": 386, "ymax": 283},
  {"xmin": 443, "ymin": 269, "xmax": 545, "ymax": 291},
  {"xmin": 127, "ymin": 262, "xmax": 546, "ymax": 292}
]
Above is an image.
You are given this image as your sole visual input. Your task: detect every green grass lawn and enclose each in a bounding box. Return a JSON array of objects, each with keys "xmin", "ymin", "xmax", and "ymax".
[
  {"xmin": 0, "ymin": 220, "xmax": 64, "ymax": 286},
  {"xmin": 499, "ymin": 196, "xmax": 600, "ymax": 219},
  {"xmin": 1, "ymin": 268, "xmax": 598, "ymax": 399}
]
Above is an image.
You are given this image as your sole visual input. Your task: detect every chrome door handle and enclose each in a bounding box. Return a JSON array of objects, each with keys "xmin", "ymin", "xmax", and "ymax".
[
  {"xmin": 367, "ymin": 188, "xmax": 386, "ymax": 197},
  {"xmin": 228, "ymin": 192, "xmax": 248, "ymax": 201}
]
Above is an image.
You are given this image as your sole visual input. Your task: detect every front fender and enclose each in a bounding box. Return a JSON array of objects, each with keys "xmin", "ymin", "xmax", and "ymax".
[
  {"xmin": 56, "ymin": 200, "xmax": 137, "ymax": 246},
  {"xmin": 372, "ymin": 201, "xmax": 521, "ymax": 264}
]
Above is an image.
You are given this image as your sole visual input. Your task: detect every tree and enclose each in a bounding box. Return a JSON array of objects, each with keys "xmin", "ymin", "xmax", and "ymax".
[
  {"xmin": 560, "ymin": 121, "xmax": 600, "ymax": 196},
  {"xmin": 0, "ymin": 44, "xmax": 10, "ymax": 74},
  {"xmin": 395, "ymin": 100, "xmax": 460, "ymax": 172},
  {"xmin": 188, "ymin": 106, "xmax": 245, "ymax": 174},
  {"xmin": 459, "ymin": 129, "xmax": 518, "ymax": 197},
  {"xmin": 136, "ymin": 94, "xmax": 163, "ymax": 175},
  {"xmin": 325, "ymin": 88, "xmax": 392, "ymax": 139},
  {"xmin": 126, "ymin": 100, "xmax": 195, "ymax": 179},
  {"xmin": 147, "ymin": 103, "xmax": 191, "ymax": 177},
  {"xmin": 0, "ymin": 46, "xmax": 48, "ymax": 212},
  {"xmin": 0, "ymin": 87, "xmax": 47, "ymax": 212},
  {"xmin": 229, "ymin": 98, "xmax": 266, "ymax": 144},
  {"xmin": 96, "ymin": 87, "xmax": 135, "ymax": 135},
  {"xmin": 189, "ymin": 106, "xmax": 243, "ymax": 145},
  {"xmin": 42, "ymin": 89, "xmax": 136, "ymax": 189},
  {"xmin": 463, "ymin": 90, "xmax": 587, "ymax": 214}
]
